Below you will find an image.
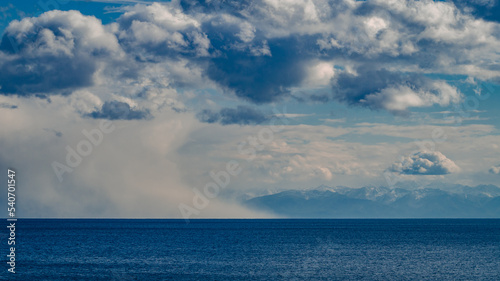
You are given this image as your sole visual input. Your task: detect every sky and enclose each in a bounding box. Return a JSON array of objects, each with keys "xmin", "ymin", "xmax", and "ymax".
[{"xmin": 0, "ymin": 0, "xmax": 499, "ymax": 218}]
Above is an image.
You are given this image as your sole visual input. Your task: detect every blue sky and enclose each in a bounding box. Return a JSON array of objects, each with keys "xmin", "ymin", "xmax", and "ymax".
[{"xmin": 0, "ymin": 0, "xmax": 499, "ymax": 218}]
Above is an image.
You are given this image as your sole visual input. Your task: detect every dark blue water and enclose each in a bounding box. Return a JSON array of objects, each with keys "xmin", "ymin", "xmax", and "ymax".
[{"xmin": 2, "ymin": 219, "xmax": 499, "ymax": 280}]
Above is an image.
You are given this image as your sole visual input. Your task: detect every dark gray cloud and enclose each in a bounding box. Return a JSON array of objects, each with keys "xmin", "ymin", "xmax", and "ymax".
[
  {"xmin": 331, "ymin": 66, "xmax": 461, "ymax": 114},
  {"xmin": 0, "ymin": 47, "xmax": 96, "ymax": 95},
  {"xmin": 87, "ymin": 101, "xmax": 151, "ymax": 120},
  {"xmin": 205, "ymin": 36, "xmax": 311, "ymax": 103},
  {"xmin": 0, "ymin": 102, "xmax": 17, "ymax": 109},
  {"xmin": 197, "ymin": 105, "xmax": 270, "ymax": 125},
  {"xmin": 332, "ymin": 67, "xmax": 418, "ymax": 105},
  {"xmin": 43, "ymin": 128, "xmax": 63, "ymax": 137}
]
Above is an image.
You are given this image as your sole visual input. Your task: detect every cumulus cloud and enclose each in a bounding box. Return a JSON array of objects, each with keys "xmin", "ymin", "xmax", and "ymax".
[
  {"xmin": 149, "ymin": 0, "xmax": 500, "ymax": 106},
  {"xmin": 362, "ymin": 81, "xmax": 461, "ymax": 113},
  {"xmin": 331, "ymin": 67, "xmax": 462, "ymax": 113},
  {"xmin": 0, "ymin": 10, "xmax": 122, "ymax": 95},
  {"xmin": 87, "ymin": 100, "xmax": 151, "ymax": 120},
  {"xmin": 391, "ymin": 151, "xmax": 460, "ymax": 175},
  {"xmin": 1, "ymin": 0, "xmax": 500, "ymax": 114},
  {"xmin": 205, "ymin": 38, "xmax": 308, "ymax": 103},
  {"xmin": 490, "ymin": 165, "xmax": 500, "ymax": 175},
  {"xmin": 197, "ymin": 105, "xmax": 270, "ymax": 125},
  {"xmin": 115, "ymin": 2, "xmax": 210, "ymax": 57}
]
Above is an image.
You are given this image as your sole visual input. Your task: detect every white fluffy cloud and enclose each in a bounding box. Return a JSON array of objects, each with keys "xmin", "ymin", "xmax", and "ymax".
[
  {"xmin": 115, "ymin": 2, "xmax": 210, "ymax": 57},
  {"xmin": 362, "ymin": 81, "xmax": 462, "ymax": 113},
  {"xmin": 490, "ymin": 165, "xmax": 500, "ymax": 175},
  {"xmin": 391, "ymin": 151, "xmax": 460, "ymax": 175}
]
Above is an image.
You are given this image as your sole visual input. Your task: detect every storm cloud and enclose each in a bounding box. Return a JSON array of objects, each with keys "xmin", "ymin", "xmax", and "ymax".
[
  {"xmin": 197, "ymin": 105, "xmax": 270, "ymax": 125},
  {"xmin": 88, "ymin": 101, "xmax": 151, "ymax": 120}
]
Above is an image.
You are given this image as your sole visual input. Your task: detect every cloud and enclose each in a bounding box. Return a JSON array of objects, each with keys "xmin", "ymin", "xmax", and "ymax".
[
  {"xmin": 452, "ymin": 0, "xmax": 500, "ymax": 19},
  {"xmin": 43, "ymin": 128, "xmax": 63, "ymax": 137},
  {"xmin": 391, "ymin": 151, "xmax": 460, "ymax": 175},
  {"xmin": 466, "ymin": 0, "xmax": 497, "ymax": 7},
  {"xmin": 0, "ymin": 102, "xmax": 17, "ymax": 109},
  {"xmin": 197, "ymin": 105, "xmax": 270, "ymax": 125},
  {"xmin": 331, "ymin": 67, "xmax": 462, "ymax": 114},
  {"xmin": 1, "ymin": 0, "xmax": 500, "ymax": 114},
  {"xmin": 0, "ymin": 92, "xmax": 497, "ymax": 217},
  {"xmin": 205, "ymin": 35, "xmax": 309, "ymax": 103},
  {"xmin": 115, "ymin": 2, "xmax": 210, "ymax": 57},
  {"xmin": 0, "ymin": 96, "xmax": 271, "ymax": 218},
  {"xmin": 0, "ymin": 10, "xmax": 122, "ymax": 95},
  {"xmin": 193, "ymin": 10, "xmax": 310, "ymax": 103},
  {"xmin": 187, "ymin": 0, "xmax": 500, "ymax": 106},
  {"xmin": 87, "ymin": 100, "xmax": 151, "ymax": 120},
  {"xmin": 490, "ymin": 165, "xmax": 500, "ymax": 175}
]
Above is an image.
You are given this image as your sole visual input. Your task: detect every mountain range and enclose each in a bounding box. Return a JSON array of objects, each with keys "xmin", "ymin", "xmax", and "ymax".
[{"xmin": 243, "ymin": 184, "xmax": 500, "ymax": 218}]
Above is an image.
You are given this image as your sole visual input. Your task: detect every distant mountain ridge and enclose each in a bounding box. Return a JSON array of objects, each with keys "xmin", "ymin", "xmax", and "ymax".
[{"xmin": 244, "ymin": 184, "xmax": 500, "ymax": 218}]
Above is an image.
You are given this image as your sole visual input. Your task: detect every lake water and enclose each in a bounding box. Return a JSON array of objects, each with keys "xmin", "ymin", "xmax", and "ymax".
[{"xmin": 3, "ymin": 219, "xmax": 500, "ymax": 280}]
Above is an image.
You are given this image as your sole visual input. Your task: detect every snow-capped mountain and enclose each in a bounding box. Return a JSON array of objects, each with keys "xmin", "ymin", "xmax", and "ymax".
[{"xmin": 244, "ymin": 184, "xmax": 500, "ymax": 218}]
